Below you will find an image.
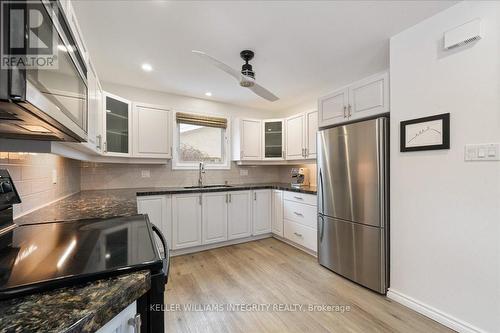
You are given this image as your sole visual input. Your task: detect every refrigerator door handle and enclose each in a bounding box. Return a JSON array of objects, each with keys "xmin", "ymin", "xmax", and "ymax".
[
  {"xmin": 319, "ymin": 168, "xmax": 325, "ymax": 214},
  {"xmin": 319, "ymin": 214, "xmax": 325, "ymax": 242}
]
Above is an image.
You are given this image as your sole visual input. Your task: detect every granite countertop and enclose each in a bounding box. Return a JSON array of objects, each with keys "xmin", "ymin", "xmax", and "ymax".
[
  {"xmin": 0, "ymin": 271, "xmax": 150, "ymax": 333},
  {"xmin": 135, "ymin": 182, "xmax": 317, "ymax": 196},
  {"xmin": 15, "ymin": 189, "xmax": 138, "ymax": 225},
  {"xmin": 15, "ymin": 183, "xmax": 315, "ymax": 224}
]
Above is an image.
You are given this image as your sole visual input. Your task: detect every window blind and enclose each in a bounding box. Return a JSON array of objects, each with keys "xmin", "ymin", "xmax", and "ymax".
[{"xmin": 176, "ymin": 112, "xmax": 227, "ymax": 129}]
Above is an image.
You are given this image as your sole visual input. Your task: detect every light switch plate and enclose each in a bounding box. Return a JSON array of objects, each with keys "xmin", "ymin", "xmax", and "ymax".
[
  {"xmin": 465, "ymin": 143, "xmax": 500, "ymax": 161},
  {"xmin": 141, "ymin": 169, "xmax": 151, "ymax": 178},
  {"xmin": 239, "ymin": 169, "xmax": 249, "ymax": 176}
]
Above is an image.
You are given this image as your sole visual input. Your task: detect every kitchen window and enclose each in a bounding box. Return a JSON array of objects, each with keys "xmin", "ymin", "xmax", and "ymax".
[{"xmin": 173, "ymin": 112, "xmax": 230, "ymax": 169}]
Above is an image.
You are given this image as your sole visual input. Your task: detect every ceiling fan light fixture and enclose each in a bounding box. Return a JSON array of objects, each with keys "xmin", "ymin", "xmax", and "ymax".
[{"xmin": 240, "ymin": 80, "xmax": 254, "ymax": 88}]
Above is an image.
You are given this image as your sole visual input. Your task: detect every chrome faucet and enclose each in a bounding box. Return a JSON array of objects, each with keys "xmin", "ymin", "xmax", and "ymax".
[{"xmin": 198, "ymin": 162, "xmax": 205, "ymax": 187}]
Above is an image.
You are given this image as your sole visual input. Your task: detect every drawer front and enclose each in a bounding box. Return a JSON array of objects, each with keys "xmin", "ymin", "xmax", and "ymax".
[
  {"xmin": 284, "ymin": 200, "xmax": 317, "ymax": 229},
  {"xmin": 284, "ymin": 219, "xmax": 317, "ymax": 251},
  {"xmin": 283, "ymin": 191, "xmax": 317, "ymax": 206}
]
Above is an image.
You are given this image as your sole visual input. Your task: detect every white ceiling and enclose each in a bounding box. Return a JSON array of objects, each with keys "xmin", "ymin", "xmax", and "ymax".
[{"xmin": 72, "ymin": 0, "xmax": 456, "ymax": 111}]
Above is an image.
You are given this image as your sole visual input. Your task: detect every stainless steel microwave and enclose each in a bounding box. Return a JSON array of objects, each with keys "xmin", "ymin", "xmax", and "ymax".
[{"xmin": 0, "ymin": 0, "xmax": 87, "ymax": 142}]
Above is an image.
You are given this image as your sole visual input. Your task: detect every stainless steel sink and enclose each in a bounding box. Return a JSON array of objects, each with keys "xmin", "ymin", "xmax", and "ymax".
[{"xmin": 183, "ymin": 184, "xmax": 233, "ymax": 189}]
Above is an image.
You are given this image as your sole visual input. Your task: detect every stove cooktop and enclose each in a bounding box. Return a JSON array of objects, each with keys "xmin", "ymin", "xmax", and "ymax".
[{"xmin": 0, "ymin": 215, "xmax": 164, "ymax": 300}]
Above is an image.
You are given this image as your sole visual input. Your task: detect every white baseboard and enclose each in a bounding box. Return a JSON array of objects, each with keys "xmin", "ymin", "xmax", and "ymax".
[
  {"xmin": 272, "ymin": 235, "xmax": 317, "ymax": 257},
  {"xmin": 387, "ymin": 289, "xmax": 485, "ymax": 333},
  {"xmin": 170, "ymin": 234, "xmax": 273, "ymax": 256}
]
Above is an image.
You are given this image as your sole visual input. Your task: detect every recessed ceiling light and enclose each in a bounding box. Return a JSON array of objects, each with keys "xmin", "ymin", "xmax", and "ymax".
[
  {"xmin": 205, "ymin": 92, "xmax": 212, "ymax": 97},
  {"xmin": 141, "ymin": 63, "xmax": 153, "ymax": 72}
]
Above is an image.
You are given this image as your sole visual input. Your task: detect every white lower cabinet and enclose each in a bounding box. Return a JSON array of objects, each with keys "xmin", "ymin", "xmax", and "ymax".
[
  {"xmin": 282, "ymin": 192, "xmax": 318, "ymax": 252},
  {"xmin": 202, "ymin": 192, "xmax": 228, "ymax": 244},
  {"xmin": 227, "ymin": 191, "xmax": 252, "ymax": 240},
  {"xmin": 272, "ymin": 190, "xmax": 283, "ymax": 237},
  {"xmin": 137, "ymin": 195, "xmax": 172, "ymax": 250},
  {"xmin": 252, "ymin": 190, "xmax": 272, "ymax": 235},
  {"xmin": 96, "ymin": 301, "xmax": 138, "ymax": 333},
  {"xmin": 172, "ymin": 193, "xmax": 202, "ymax": 249}
]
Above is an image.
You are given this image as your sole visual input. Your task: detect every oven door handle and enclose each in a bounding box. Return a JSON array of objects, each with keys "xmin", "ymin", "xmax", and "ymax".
[{"xmin": 151, "ymin": 223, "xmax": 170, "ymax": 284}]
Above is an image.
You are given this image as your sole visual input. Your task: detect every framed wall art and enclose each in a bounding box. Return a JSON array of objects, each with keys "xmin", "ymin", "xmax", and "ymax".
[{"xmin": 400, "ymin": 113, "xmax": 450, "ymax": 152}]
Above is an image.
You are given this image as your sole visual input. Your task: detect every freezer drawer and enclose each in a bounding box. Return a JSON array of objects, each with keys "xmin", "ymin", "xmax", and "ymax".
[{"xmin": 318, "ymin": 215, "xmax": 387, "ymax": 294}]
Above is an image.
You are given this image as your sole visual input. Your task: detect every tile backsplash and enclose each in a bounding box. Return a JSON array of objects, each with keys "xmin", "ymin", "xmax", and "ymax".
[
  {"xmin": 0, "ymin": 153, "xmax": 81, "ymax": 218},
  {"xmin": 81, "ymin": 162, "xmax": 284, "ymax": 190}
]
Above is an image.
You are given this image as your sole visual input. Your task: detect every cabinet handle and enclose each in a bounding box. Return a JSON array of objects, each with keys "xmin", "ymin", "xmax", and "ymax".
[
  {"xmin": 170, "ymin": 146, "xmax": 173, "ymax": 156},
  {"xmin": 343, "ymin": 105, "xmax": 347, "ymax": 118},
  {"xmin": 294, "ymin": 196, "xmax": 303, "ymax": 200},
  {"xmin": 282, "ymin": 150, "xmax": 285, "ymax": 158},
  {"xmin": 225, "ymin": 193, "xmax": 228, "ymax": 203},
  {"xmin": 229, "ymin": 193, "xmax": 232, "ymax": 203},
  {"xmin": 304, "ymin": 148, "xmax": 308, "ymax": 158},
  {"xmin": 128, "ymin": 314, "xmax": 141, "ymax": 333},
  {"xmin": 293, "ymin": 212, "xmax": 304, "ymax": 217},
  {"xmin": 241, "ymin": 150, "xmax": 244, "ymax": 158},
  {"xmin": 293, "ymin": 232, "xmax": 303, "ymax": 237},
  {"xmin": 103, "ymin": 141, "xmax": 107, "ymax": 153},
  {"xmin": 348, "ymin": 104, "xmax": 352, "ymax": 117},
  {"xmin": 96, "ymin": 135, "xmax": 101, "ymax": 149},
  {"xmin": 199, "ymin": 195, "xmax": 202, "ymax": 205},
  {"xmin": 254, "ymin": 192, "xmax": 257, "ymax": 201}
]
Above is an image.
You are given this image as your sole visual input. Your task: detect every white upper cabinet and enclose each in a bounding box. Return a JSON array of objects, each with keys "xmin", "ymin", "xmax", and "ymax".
[
  {"xmin": 202, "ymin": 192, "xmax": 228, "ymax": 244},
  {"xmin": 285, "ymin": 113, "xmax": 306, "ymax": 160},
  {"xmin": 262, "ymin": 119, "xmax": 285, "ymax": 160},
  {"xmin": 284, "ymin": 111, "xmax": 316, "ymax": 160},
  {"xmin": 227, "ymin": 191, "xmax": 252, "ymax": 240},
  {"xmin": 318, "ymin": 71, "xmax": 389, "ymax": 127},
  {"xmin": 318, "ymin": 88, "xmax": 349, "ymax": 127},
  {"xmin": 233, "ymin": 119, "xmax": 262, "ymax": 160},
  {"xmin": 305, "ymin": 110, "xmax": 318, "ymax": 159},
  {"xmin": 132, "ymin": 103, "xmax": 171, "ymax": 158},
  {"xmin": 103, "ymin": 92, "xmax": 132, "ymax": 157},
  {"xmin": 348, "ymin": 72, "xmax": 389, "ymax": 121},
  {"xmin": 252, "ymin": 190, "xmax": 272, "ymax": 235},
  {"xmin": 172, "ymin": 193, "xmax": 202, "ymax": 249}
]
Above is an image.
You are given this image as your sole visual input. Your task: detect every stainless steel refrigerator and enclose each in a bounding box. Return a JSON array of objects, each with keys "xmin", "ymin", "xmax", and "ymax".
[{"xmin": 317, "ymin": 117, "xmax": 389, "ymax": 294}]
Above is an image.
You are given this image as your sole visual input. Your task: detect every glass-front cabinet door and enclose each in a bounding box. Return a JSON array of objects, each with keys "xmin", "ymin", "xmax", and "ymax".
[
  {"xmin": 263, "ymin": 120, "xmax": 284, "ymax": 159},
  {"xmin": 103, "ymin": 92, "xmax": 131, "ymax": 156}
]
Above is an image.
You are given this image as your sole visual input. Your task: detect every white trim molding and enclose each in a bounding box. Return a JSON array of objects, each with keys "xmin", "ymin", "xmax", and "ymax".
[{"xmin": 387, "ymin": 289, "xmax": 486, "ymax": 333}]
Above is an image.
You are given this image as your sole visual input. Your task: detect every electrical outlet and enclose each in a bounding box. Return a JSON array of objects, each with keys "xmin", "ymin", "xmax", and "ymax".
[
  {"xmin": 239, "ymin": 169, "xmax": 249, "ymax": 176},
  {"xmin": 141, "ymin": 169, "xmax": 151, "ymax": 178},
  {"xmin": 52, "ymin": 169, "xmax": 57, "ymax": 184}
]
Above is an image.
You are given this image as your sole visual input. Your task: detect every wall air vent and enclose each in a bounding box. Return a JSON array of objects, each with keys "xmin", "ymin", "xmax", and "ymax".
[{"xmin": 444, "ymin": 18, "xmax": 482, "ymax": 50}]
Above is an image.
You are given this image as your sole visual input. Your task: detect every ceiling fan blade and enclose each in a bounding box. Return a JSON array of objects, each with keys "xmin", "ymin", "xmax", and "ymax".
[
  {"xmin": 192, "ymin": 50, "xmax": 242, "ymax": 81},
  {"xmin": 247, "ymin": 80, "xmax": 279, "ymax": 102}
]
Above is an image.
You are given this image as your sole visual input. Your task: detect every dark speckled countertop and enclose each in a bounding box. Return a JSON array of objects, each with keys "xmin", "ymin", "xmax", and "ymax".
[{"xmin": 0, "ymin": 271, "xmax": 150, "ymax": 333}]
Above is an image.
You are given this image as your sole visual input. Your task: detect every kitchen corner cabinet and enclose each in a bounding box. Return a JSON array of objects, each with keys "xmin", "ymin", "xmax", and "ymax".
[
  {"xmin": 252, "ymin": 190, "xmax": 272, "ymax": 235},
  {"xmin": 136, "ymin": 195, "xmax": 172, "ymax": 251},
  {"xmin": 272, "ymin": 190, "xmax": 284, "ymax": 237},
  {"xmin": 132, "ymin": 103, "xmax": 172, "ymax": 158},
  {"xmin": 285, "ymin": 110, "xmax": 317, "ymax": 160},
  {"xmin": 318, "ymin": 71, "xmax": 389, "ymax": 128},
  {"xmin": 232, "ymin": 118, "xmax": 262, "ymax": 160},
  {"xmin": 172, "ymin": 193, "xmax": 202, "ymax": 249},
  {"xmin": 262, "ymin": 119, "xmax": 284, "ymax": 160},
  {"xmin": 103, "ymin": 92, "xmax": 132, "ymax": 156},
  {"xmin": 202, "ymin": 192, "xmax": 228, "ymax": 244}
]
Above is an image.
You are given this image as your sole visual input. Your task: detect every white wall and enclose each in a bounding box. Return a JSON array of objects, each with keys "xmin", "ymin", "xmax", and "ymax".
[{"xmin": 389, "ymin": 2, "xmax": 500, "ymax": 332}]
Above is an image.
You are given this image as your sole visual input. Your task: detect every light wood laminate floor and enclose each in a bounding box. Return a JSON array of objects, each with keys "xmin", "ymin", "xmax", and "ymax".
[{"xmin": 165, "ymin": 238, "xmax": 452, "ymax": 333}]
